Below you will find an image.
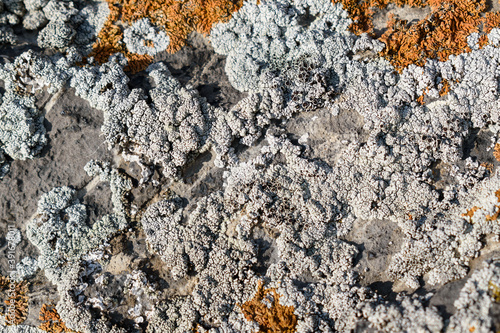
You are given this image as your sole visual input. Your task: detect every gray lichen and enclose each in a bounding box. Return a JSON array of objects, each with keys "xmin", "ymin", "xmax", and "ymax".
[
  {"xmin": 26, "ymin": 161, "xmax": 131, "ymax": 332},
  {"xmin": 447, "ymin": 260, "xmax": 500, "ymax": 333},
  {"xmin": 0, "ymin": 148, "xmax": 10, "ymax": 179},
  {"xmin": 0, "ymin": 50, "xmax": 69, "ymax": 165},
  {"xmin": 4, "ymin": 0, "xmax": 500, "ymax": 330},
  {"xmin": 210, "ymin": 0, "xmax": 353, "ymax": 92},
  {"xmin": 123, "ymin": 18, "xmax": 170, "ymax": 56}
]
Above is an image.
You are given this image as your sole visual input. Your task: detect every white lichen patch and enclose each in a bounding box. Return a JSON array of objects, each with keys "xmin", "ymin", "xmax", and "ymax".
[
  {"xmin": 123, "ymin": 18, "xmax": 170, "ymax": 56},
  {"xmin": 25, "ymin": 161, "xmax": 131, "ymax": 332}
]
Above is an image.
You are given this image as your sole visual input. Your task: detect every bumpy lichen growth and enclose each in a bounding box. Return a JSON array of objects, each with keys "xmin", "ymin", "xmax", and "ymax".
[
  {"xmin": 240, "ymin": 281, "xmax": 297, "ymax": 333},
  {"xmin": 333, "ymin": 0, "xmax": 425, "ymax": 34},
  {"xmin": 494, "ymin": 143, "xmax": 500, "ymax": 162},
  {"xmin": 334, "ymin": 0, "xmax": 500, "ymax": 72},
  {"xmin": 26, "ymin": 161, "xmax": 132, "ymax": 332},
  {"xmin": 378, "ymin": 0, "xmax": 500, "ymax": 72},
  {"xmin": 0, "ymin": 276, "xmax": 29, "ymax": 325},
  {"xmin": 88, "ymin": 0, "xmax": 243, "ymax": 72},
  {"xmin": 38, "ymin": 304, "xmax": 78, "ymax": 333}
]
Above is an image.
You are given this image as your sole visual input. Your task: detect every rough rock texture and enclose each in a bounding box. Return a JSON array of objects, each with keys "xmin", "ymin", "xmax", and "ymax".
[{"xmin": 0, "ymin": 0, "xmax": 500, "ymax": 331}]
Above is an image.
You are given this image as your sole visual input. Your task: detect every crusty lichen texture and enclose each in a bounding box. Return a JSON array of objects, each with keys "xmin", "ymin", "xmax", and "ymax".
[
  {"xmin": 0, "ymin": 276, "xmax": 29, "ymax": 325},
  {"xmin": 378, "ymin": 0, "xmax": 500, "ymax": 72},
  {"xmin": 334, "ymin": 0, "xmax": 500, "ymax": 72},
  {"xmin": 38, "ymin": 304, "xmax": 78, "ymax": 333},
  {"xmin": 3, "ymin": 0, "xmax": 500, "ymax": 331},
  {"xmin": 25, "ymin": 161, "xmax": 132, "ymax": 332},
  {"xmin": 240, "ymin": 281, "xmax": 298, "ymax": 333},
  {"xmin": 88, "ymin": 0, "xmax": 243, "ymax": 72}
]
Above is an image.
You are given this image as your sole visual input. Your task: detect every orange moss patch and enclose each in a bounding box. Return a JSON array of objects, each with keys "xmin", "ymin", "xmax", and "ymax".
[
  {"xmin": 240, "ymin": 281, "xmax": 297, "ymax": 333},
  {"xmin": 39, "ymin": 304, "xmax": 79, "ymax": 333},
  {"xmin": 335, "ymin": 0, "xmax": 500, "ymax": 72},
  {"xmin": 0, "ymin": 276, "xmax": 29, "ymax": 325},
  {"xmin": 88, "ymin": 0, "xmax": 243, "ymax": 73},
  {"xmin": 494, "ymin": 143, "xmax": 500, "ymax": 162}
]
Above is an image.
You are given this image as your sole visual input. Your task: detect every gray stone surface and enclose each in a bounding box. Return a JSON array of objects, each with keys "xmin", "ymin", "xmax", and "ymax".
[{"xmin": 0, "ymin": 0, "xmax": 500, "ymax": 331}]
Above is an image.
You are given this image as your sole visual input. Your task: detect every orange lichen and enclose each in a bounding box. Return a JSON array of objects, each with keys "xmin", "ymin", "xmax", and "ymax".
[
  {"xmin": 335, "ymin": 0, "xmax": 500, "ymax": 72},
  {"xmin": 484, "ymin": 12, "xmax": 500, "ymax": 33},
  {"xmin": 485, "ymin": 189, "xmax": 500, "ymax": 221},
  {"xmin": 336, "ymin": 0, "xmax": 375, "ymax": 34},
  {"xmin": 439, "ymin": 78, "xmax": 451, "ymax": 96},
  {"xmin": 462, "ymin": 188, "xmax": 500, "ymax": 223},
  {"xmin": 39, "ymin": 304, "xmax": 79, "ymax": 333},
  {"xmin": 416, "ymin": 85, "xmax": 429, "ymax": 104},
  {"xmin": 0, "ymin": 276, "xmax": 29, "ymax": 325},
  {"xmin": 494, "ymin": 143, "xmax": 500, "ymax": 162},
  {"xmin": 239, "ymin": 281, "xmax": 297, "ymax": 333},
  {"xmin": 378, "ymin": 0, "xmax": 489, "ymax": 72},
  {"xmin": 88, "ymin": 0, "xmax": 243, "ymax": 73},
  {"xmin": 462, "ymin": 206, "xmax": 481, "ymax": 222},
  {"xmin": 481, "ymin": 162, "xmax": 494, "ymax": 173},
  {"xmin": 478, "ymin": 34, "xmax": 489, "ymax": 48},
  {"xmin": 335, "ymin": 0, "xmax": 426, "ymax": 35}
]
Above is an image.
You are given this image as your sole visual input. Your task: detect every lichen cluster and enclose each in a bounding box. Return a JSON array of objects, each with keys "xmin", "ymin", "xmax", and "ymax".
[
  {"xmin": 38, "ymin": 304, "xmax": 78, "ymax": 333},
  {"xmin": 335, "ymin": 0, "xmax": 500, "ymax": 72},
  {"xmin": 88, "ymin": 0, "xmax": 243, "ymax": 73},
  {"xmin": 240, "ymin": 281, "xmax": 298, "ymax": 333},
  {"xmin": 0, "ymin": 276, "xmax": 29, "ymax": 325},
  {"xmin": 378, "ymin": 0, "xmax": 500, "ymax": 72},
  {"xmin": 2, "ymin": 0, "xmax": 500, "ymax": 331},
  {"xmin": 494, "ymin": 142, "xmax": 500, "ymax": 162}
]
